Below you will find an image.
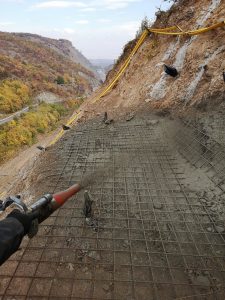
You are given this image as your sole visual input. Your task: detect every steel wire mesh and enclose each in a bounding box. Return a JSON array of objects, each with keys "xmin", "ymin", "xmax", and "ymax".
[{"xmin": 0, "ymin": 117, "xmax": 225, "ymax": 299}]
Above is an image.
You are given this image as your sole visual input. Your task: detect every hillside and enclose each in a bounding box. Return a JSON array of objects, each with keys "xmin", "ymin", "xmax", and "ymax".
[
  {"xmin": 0, "ymin": 32, "xmax": 100, "ymax": 114},
  {"xmin": 91, "ymin": 0, "xmax": 225, "ymax": 117},
  {"xmin": 14, "ymin": 33, "xmax": 102, "ymax": 81}
]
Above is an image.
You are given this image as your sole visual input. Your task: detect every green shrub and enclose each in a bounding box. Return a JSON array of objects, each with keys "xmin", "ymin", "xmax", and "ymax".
[
  {"xmin": 55, "ymin": 76, "xmax": 65, "ymax": 85},
  {"xmin": 0, "ymin": 103, "xmax": 67, "ymax": 163}
]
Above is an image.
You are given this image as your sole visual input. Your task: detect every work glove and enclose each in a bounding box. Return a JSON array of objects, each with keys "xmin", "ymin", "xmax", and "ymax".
[{"xmin": 7, "ymin": 209, "xmax": 38, "ymax": 236}]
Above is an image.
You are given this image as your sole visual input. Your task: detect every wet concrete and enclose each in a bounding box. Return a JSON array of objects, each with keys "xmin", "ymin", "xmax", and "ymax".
[{"xmin": 1, "ymin": 115, "xmax": 225, "ymax": 299}]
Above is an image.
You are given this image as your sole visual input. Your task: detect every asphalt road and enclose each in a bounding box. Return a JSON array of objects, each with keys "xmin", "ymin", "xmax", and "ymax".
[{"xmin": 0, "ymin": 106, "xmax": 29, "ymax": 126}]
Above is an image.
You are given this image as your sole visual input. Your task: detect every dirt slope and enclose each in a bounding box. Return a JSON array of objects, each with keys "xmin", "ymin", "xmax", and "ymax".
[{"xmin": 90, "ymin": 0, "xmax": 225, "ymax": 114}]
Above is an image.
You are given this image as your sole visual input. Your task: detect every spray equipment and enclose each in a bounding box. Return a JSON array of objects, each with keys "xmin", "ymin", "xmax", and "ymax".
[{"xmin": 0, "ymin": 183, "xmax": 82, "ymax": 238}]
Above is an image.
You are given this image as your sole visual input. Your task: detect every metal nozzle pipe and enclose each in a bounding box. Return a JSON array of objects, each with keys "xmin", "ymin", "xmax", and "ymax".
[
  {"xmin": 26, "ymin": 183, "xmax": 82, "ymax": 225},
  {"xmin": 51, "ymin": 183, "xmax": 81, "ymax": 211}
]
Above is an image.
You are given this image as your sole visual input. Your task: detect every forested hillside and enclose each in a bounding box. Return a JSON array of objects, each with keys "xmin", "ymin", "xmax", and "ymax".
[{"xmin": 0, "ymin": 32, "xmax": 99, "ymax": 114}]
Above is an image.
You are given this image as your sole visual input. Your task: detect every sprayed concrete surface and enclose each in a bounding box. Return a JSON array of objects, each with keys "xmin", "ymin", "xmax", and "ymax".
[{"xmin": 0, "ymin": 113, "xmax": 225, "ymax": 299}]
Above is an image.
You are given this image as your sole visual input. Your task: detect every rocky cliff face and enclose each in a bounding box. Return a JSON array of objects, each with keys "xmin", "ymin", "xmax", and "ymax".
[{"xmin": 94, "ymin": 0, "xmax": 225, "ymax": 114}]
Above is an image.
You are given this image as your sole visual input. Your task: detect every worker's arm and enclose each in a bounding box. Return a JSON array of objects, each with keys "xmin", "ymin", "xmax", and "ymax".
[
  {"xmin": 0, "ymin": 210, "xmax": 34, "ymax": 266},
  {"xmin": 0, "ymin": 217, "xmax": 24, "ymax": 265}
]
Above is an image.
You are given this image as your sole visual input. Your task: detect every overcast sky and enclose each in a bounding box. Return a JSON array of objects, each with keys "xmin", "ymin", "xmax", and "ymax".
[{"xmin": 0, "ymin": 0, "xmax": 171, "ymax": 59}]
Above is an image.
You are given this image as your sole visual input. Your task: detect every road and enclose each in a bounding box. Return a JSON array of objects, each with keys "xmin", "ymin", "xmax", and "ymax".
[{"xmin": 0, "ymin": 106, "xmax": 29, "ymax": 125}]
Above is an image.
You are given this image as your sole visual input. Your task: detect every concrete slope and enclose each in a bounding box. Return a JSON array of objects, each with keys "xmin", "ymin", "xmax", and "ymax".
[{"xmin": 3, "ymin": 113, "xmax": 225, "ymax": 299}]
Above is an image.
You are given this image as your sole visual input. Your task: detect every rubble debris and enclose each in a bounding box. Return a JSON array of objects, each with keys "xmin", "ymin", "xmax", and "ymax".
[
  {"xmin": 102, "ymin": 283, "xmax": 113, "ymax": 293},
  {"xmin": 83, "ymin": 191, "xmax": 98, "ymax": 232},
  {"xmin": 199, "ymin": 198, "xmax": 207, "ymax": 204},
  {"xmin": 62, "ymin": 125, "xmax": 71, "ymax": 130},
  {"xmin": 105, "ymin": 119, "xmax": 114, "ymax": 125},
  {"xmin": 37, "ymin": 146, "xmax": 45, "ymax": 151},
  {"xmin": 195, "ymin": 275, "xmax": 210, "ymax": 286},
  {"xmin": 67, "ymin": 263, "xmax": 74, "ymax": 271},
  {"xmin": 103, "ymin": 112, "xmax": 108, "ymax": 123},
  {"xmin": 95, "ymin": 139, "xmax": 102, "ymax": 149},
  {"xmin": 146, "ymin": 120, "xmax": 159, "ymax": 126},
  {"xmin": 207, "ymin": 227, "xmax": 213, "ymax": 232},
  {"xmin": 77, "ymin": 154, "xmax": 87, "ymax": 161},
  {"xmin": 123, "ymin": 240, "xmax": 130, "ymax": 248},
  {"xmin": 85, "ymin": 217, "xmax": 98, "ymax": 231},
  {"xmin": 87, "ymin": 250, "xmax": 101, "ymax": 261},
  {"xmin": 66, "ymin": 238, "xmax": 74, "ymax": 247},
  {"xmin": 164, "ymin": 64, "xmax": 179, "ymax": 77},
  {"xmin": 155, "ymin": 109, "xmax": 170, "ymax": 117},
  {"xmin": 126, "ymin": 113, "xmax": 135, "ymax": 122},
  {"xmin": 83, "ymin": 191, "xmax": 93, "ymax": 218},
  {"xmin": 103, "ymin": 111, "xmax": 114, "ymax": 125},
  {"xmin": 153, "ymin": 203, "xmax": 163, "ymax": 210},
  {"xmin": 215, "ymin": 225, "xmax": 225, "ymax": 234}
]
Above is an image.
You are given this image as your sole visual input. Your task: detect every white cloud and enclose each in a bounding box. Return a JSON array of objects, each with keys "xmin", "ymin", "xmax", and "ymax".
[
  {"xmin": 75, "ymin": 20, "xmax": 89, "ymax": 24},
  {"xmin": 116, "ymin": 20, "xmax": 140, "ymax": 32},
  {"xmin": 0, "ymin": 21, "xmax": 15, "ymax": 26},
  {"xmin": 32, "ymin": 17, "xmax": 140, "ymax": 59},
  {"xmin": 94, "ymin": 0, "xmax": 142, "ymax": 10},
  {"xmin": 97, "ymin": 18, "xmax": 111, "ymax": 23},
  {"xmin": 0, "ymin": 0, "xmax": 24, "ymax": 2},
  {"xmin": 31, "ymin": 0, "xmax": 142, "ymax": 11},
  {"xmin": 33, "ymin": 1, "xmax": 87, "ymax": 9},
  {"xmin": 64, "ymin": 27, "xmax": 75, "ymax": 33},
  {"xmin": 80, "ymin": 7, "xmax": 96, "ymax": 12}
]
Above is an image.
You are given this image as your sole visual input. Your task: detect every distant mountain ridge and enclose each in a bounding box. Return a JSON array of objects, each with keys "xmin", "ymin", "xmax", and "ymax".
[
  {"xmin": 0, "ymin": 31, "xmax": 101, "ymax": 114},
  {"xmin": 14, "ymin": 33, "xmax": 101, "ymax": 81},
  {"xmin": 90, "ymin": 59, "xmax": 114, "ymax": 81}
]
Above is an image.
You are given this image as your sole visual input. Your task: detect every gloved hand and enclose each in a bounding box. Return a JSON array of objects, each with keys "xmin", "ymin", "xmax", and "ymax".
[{"xmin": 6, "ymin": 209, "xmax": 37, "ymax": 235}]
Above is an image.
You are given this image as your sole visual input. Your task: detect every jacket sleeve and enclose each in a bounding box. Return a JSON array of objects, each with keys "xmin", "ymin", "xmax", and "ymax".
[{"xmin": 0, "ymin": 218, "xmax": 24, "ymax": 265}]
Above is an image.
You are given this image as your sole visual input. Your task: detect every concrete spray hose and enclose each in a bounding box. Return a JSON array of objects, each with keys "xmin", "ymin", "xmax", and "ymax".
[{"xmin": 0, "ymin": 183, "xmax": 82, "ymax": 238}]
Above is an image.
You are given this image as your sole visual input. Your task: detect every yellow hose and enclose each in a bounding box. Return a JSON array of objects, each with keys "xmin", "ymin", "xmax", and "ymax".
[{"xmin": 93, "ymin": 20, "xmax": 225, "ymax": 102}]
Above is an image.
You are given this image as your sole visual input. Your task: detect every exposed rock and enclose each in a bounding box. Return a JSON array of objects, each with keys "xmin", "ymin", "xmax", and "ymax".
[
  {"xmin": 207, "ymin": 227, "xmax": 213, "ymax": 232},
  {"xmin": 126, "ymin": 113, "xmax": 135, "ymax": 121},
  {"xmin": 215, "ymin": 225, "xmax": 225, "ymax": 234},
  {"xmin": 195, "ymin": 275, "xmax": 210, "ymax": 286},
  {"xmin": 146, "ymin": 120, "xmax": 159, "ymax": 126},
  {"xmin": 87, "ymin": 251, "xmax": 101, "ymax": 261},
  {"xmin": 102, "ymin": 283, "xmax": 113, "ymax": 293},
  {"xmin": 153, "ymin": 203, "xmax": 163, "ymax": 210},
  {"xmin": 67, "ymin": 263, "xmax": 74, "ymax": 271}
]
